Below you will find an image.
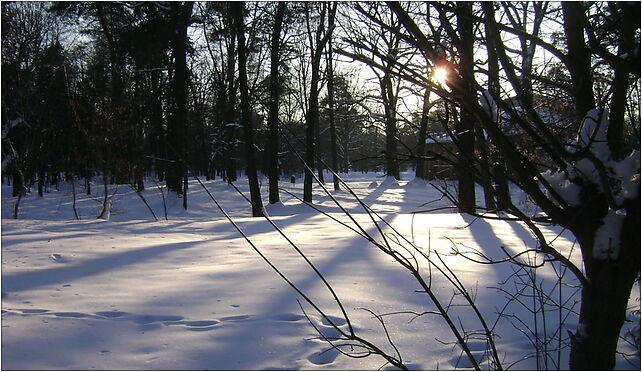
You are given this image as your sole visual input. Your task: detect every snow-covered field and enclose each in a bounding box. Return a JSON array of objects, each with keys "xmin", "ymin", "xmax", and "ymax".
[{"xmin": 2, "ymin": 171, "xmax": 639, "ymax": 370}]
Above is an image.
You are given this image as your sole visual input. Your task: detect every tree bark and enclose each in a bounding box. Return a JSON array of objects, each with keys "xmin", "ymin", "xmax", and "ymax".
[
  {"xmin": 224, "ymin": 27, "xmax": 238, "ymax": 183},
  {"xmin": 484, "ymin": 8, "xmax": 511, "ymax": 210},
  {"xmin": 561, "ymin": 2, "xmax": 595, "ymax": 120},
  {"xmin": 233, "ymin": 1, "xmax": 264, "ymax": 217},
  {"xmin": 568, "ymin": 194, "xmax": 640, "ymax": 370},
  {"xmin": 267, "ymin": 2, "xmax": 286, "ymax": 204},
  {"xmin": 37, "ymin": 168, "xmax": 44, "ymax": 197},
  {"xmin": 607, "ymin": 2, "xmax": 638, "ymax": 160},
  {"xmin": 415, "ymin": 89, "xmax": 430, "ymax": 180},
  {"xmin": 381, "ymin": 73, "xmax": 400, "ymax": 180},
  {"xmin": 455, "ymin": 2, "xmax": 476, "ymax": 213},
  {"xmin": 475, "ymin": 125, "xmax": 496, "ymax": 211},
  {"xmin": 166, "ymin": 2, "xmax": 193, "ymax": 198},
  {"xmin": 303, "ymin": 3, "xmax": 335, "ymax": 202},
  {"xmin": 327, "ymin": 36, "xmax": 340, "ymax": 191},
  {"xmin": 12, "ymin": 168, "xmax": 24, "ymax": 198}
]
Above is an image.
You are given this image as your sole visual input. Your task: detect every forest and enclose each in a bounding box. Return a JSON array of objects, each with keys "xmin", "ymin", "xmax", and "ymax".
[{"xmin": 1, "ymin": 1, "xmax": 640, "ymax": 370}]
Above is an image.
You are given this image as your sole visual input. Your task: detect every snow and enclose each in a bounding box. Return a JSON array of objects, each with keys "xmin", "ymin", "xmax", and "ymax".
[
  {"xmin": 541, "ymin": 169, "xmax": 582, "ymax": 207},
  {"xmin": 2, "ymin": 171, "xmax": 639, "ymax": 370},
  {"xmin": 425, "ymin": 133, "xmax": 453, "ymax": 144},
  {"xmin": 593, "ymin": 208, "xmax": 626, "ymax": 260}
]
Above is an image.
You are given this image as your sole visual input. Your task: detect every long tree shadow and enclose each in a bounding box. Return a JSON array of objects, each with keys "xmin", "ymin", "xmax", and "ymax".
[
  {"xmin": 2, "ymin": 239, "xmax": 210, "ymax": 293},
  {"xmin": 462, "ymin": 214, "xmax": 535, "ymax": 261},
  {"xmin": 175, "ymin": 212, "xmax": 439, "ymax": 369}
]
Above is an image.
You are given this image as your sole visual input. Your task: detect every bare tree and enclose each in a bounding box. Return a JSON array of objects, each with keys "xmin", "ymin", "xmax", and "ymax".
[
  {"xmin": 267, "ymin": 2, "xmax": 287, "ymax": 204},
  {"xmin": 303, "ymin": 2, "xmax": 336, "ymax": 203},
  {"xmin": 165, "ymin": 2, "xmax": 193, "ymax": 204},
  {"xmin": 387, "ymin": 2, "xmax": 640, "ymax": 369},
  {"xmin": 326, "ymin": 34, "xmax": 340, "ymax": 191},
  {"xmin": 232, "ymin": 1, "xmax": 264, "ymax": 217}
]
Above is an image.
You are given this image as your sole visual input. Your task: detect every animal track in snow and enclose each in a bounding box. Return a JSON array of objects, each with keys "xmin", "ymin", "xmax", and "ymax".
[{"xmin": 4, "ymin": 308, "xmax": 221, "ymax": 332}]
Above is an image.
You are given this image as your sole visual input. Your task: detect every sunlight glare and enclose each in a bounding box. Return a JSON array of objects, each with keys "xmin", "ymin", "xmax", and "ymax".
[{"xmin": 432, "ymin": 66, "xmax": 449, "ymax": 88}]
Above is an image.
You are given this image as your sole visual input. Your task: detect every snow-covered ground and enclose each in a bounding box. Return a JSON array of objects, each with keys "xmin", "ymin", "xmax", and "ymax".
[{"xmin": 2, "ymin": 171, "xmax": 639, "ymax": 370}]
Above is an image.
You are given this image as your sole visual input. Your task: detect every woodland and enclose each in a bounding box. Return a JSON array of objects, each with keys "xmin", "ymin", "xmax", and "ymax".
[{"xmin": 1, "ymin": 2, "xmax": 640, "ymax": 370}]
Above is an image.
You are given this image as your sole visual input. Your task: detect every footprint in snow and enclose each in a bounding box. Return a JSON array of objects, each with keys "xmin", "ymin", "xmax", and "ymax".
[
  {"xmin": 220, "ymin": 315, "xmax": 251, "ymax": 322},
  {"xmin": 307, "ymin": 348, "xmax": 339, "ymax": 365},
  {"xmin": 313, "ymin": 325, "xmax": 343, "ymax": 340},
  {"xmin": 180, "ymin": 320, "xmax": 219, "ymax": 327},
  {"xmin": 165, "ymin": 320, "xmax": 219, "ymax": 331},
  {"xmin": 272, "ymin": 313, "xmax": 306, "ymax": 322},
  {"xmin": 50, "ymin": 254, "xmax": 68, "ymax": 263},
  {"xmin": 131, "ymin": 314, "xmax": 184, "ymax": 325},
  {"xmin": 139, "ymin": 323, "xmax": 164, "ymax": 332},
  {"xmin": 319, "ymin": 315, "xmax": 347, "ymax": 327},
  {"xmin": 53, "ymin": 311, "xmax": 94, "ymax": 318},
  {"xmin": 95, "ymin": 311, "xmax": 129, "ymax": 318},
  {"xmin": 10, "ymin": 307, "xmax": 221, "ymax": 333},
  {"xmin": 15, "ymin": 308, "xmax": 50, "ymax": 314},
  {"xmin": 175, "ymin": 320, "xmax": 220, "ymax": 331}
]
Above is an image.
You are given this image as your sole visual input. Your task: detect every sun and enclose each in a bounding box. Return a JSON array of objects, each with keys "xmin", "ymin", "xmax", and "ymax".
[{"xmin": 432, "ymin": 66, "xmax": 449, "ymax": 88}]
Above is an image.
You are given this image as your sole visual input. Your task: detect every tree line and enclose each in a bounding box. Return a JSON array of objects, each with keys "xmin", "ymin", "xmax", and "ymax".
[{"xmin": 2, "ymin": 2, "xmax": 393, "ymax": 214}]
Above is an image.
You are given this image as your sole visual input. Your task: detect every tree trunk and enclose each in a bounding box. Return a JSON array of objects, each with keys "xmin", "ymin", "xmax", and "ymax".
[
  {"xmin": 303, "ymin": 84, "xmax": 317, "ymax": 203},
  {"xmin": 303, "ymin": 3, "xmax": 335, "ymax": 202},
  {"xmin": 569, "ymin": 196, "xmax": 640, "ymax": 369},
  {"xmin": 315, "ymin": 108, "xmax": 325, "ymax": 184},
  {"xmin": 455, "ymin": 108, "xmax": 476, "ymax": 213},
  {"xmin": 561, "ymin": 2, "xmax": 596, "ymax": 120},
  {"xmin": 85, "ymin": 174, "xmax": 91, "ymax": 195},
  {"xmin": 455, "ymin": 3, "xmax": 476, "ymax": 213},
  {"xmin": 381, "ymin": 73, "xmax": 400, "ymax": 180},
  {"xmin": 12, "ymin": 168, "xmax": 24, "ymax": 198},
  {"xmin": 37, "ymin": 168, "xmax": 44, "ymax": 197},
  {"xmin": 267, "ymin": 2, "xmax": 286, "ymax": 204},
  {"xmin": 233, "ymin": 1, "xmax": 264, "ymax": 217},
  {"xmin": 166, "ymin": 2, "xmax": 193, "ymax": 197},
  {"xmin": 415, "ymin": 89, "xmax": 430, "ymax": 180},
  {"xmin": 151, "ymin": 71, "xmax": 166, "ymax": 182},
  {"xmin": 327, "ymin": 37, "xmax": 340, "ymax": 191},
  {"xmin": 96, "ymin": 170, "xmax": 109, "ymax": 219},
  {"xmin": 570, "ymin": 262, "xmax": 639, "ymax": 370},
  {"xmin": 70, "ymin": 176, "xmax": 80, "ymax": 220},
  {"xmin": 607, "ymin": 2, "xmax": 638, "ymax": 160},
  {"xmin": 475, "ymin": 126, "xmax": 496, "ymax": 210},
  {"xmin": 484, "ymin": 12, "xmax": 511, "ymax": 211},
  {"xmin": 224, "ymin": 28, "xmax": 238, "ymax": 184}
]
